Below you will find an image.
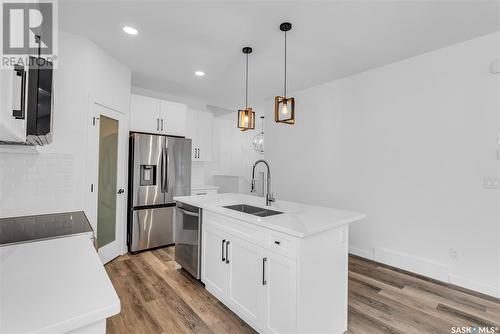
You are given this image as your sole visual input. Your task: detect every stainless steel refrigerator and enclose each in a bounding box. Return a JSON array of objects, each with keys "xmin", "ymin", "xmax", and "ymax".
[{"xmin": 128, "ymin": 133, "xmax": 191, "ymax": 252}]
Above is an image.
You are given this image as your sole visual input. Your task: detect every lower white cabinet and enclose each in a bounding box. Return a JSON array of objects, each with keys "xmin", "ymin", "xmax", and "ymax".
[
  {"xmin": 228, "ymin": 235, "xmax": 265, "ymax": 326},
  {"xmin": 202, "ymin": 211, "xmax": 348, "ymax": 334},
  {"xmin": 262, "ymin": 251, "xmax": 297, "ymax": 334},
  {"xmin": 203, "ymin": 225, "xmax": 228, "ymax": 296},
  {"xmin": 202, "ymin": 219, "xmax": 297, "ymax": 333}
]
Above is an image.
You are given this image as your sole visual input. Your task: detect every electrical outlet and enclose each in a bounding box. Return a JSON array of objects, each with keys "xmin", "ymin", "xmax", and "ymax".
[
  {"xmin": 484, "ymin": 177, "xmax": 500, "ymax": 189},
  {"xmin": 449, "ymin": 248, "xmax": 459, "ymax": 260}
]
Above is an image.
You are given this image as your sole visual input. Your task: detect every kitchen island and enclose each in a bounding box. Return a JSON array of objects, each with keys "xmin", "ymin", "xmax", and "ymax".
[{"xmin": 174, "ymin": 193, "xmax": 365, "ymax": 334}]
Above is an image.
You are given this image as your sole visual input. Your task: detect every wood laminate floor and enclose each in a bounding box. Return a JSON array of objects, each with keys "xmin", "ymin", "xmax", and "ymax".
[{"xmin": 105, "ymin": 247, "xmax": 500, "ymax": 334}]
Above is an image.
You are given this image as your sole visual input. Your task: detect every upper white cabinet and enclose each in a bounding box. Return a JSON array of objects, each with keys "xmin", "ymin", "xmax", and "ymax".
[
  {"xmin": 160, "ymin": 100, "xmax": 186, "ymax": 137},
  {"xmin": 130, "ymin": 94, "xmax": 158, "ymax": 133},
  {"xmin": 130, "ymin": 94, "xmax": 186, "ymax": 136},
  {"xmin": 0, "ymin": 69, "xmax": 27, "ymax": 143},
  {"xmin": 185, "ymin": 109, "xmax": 213, "ymax": 161}
]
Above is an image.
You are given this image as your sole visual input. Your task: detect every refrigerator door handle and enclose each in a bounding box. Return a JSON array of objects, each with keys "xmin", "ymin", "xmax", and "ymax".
[
  {"xmin": 161, "ymin": 147, "xmax": 167, "ymax": 193},
  {"xmin": 165, "ymin": 148, "xmax": 170, "ymax": 191}
]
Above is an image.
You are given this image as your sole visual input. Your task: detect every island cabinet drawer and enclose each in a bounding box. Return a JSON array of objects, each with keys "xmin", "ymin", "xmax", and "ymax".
[
  {"xmin": 265, "ymin": 230, "xmax": 299, "ymax": 260},
  {"xmin": 204, "ymin": 211, "xmax": 265, "ymax": 246}
]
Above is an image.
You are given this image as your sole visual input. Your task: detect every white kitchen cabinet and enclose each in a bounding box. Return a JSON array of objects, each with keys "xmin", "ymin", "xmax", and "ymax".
[
  {"xmin": 130, "ymin": 94, "xmax": 160, "ymax": 133},
  {"xmin": 159, "ymin": 100, "xmax": 186, "ymax": 136},
  {"xmin": 195, "ymin": 110, "xmax": 213, "ymax": 161},
  {"xmin": 191, "ymin": 185, "xmax": 219, "ymax": 196},
  {"xmin": 203, "ymin": 224, "xmax": 229, "ymax": 297},
  {"xmin": 130, "ymin": 94, "xmax": 186, "ymax": 136},
  {"xmin": 202, "ymin": 217, "xmax": 295, "ymax": 332},
  {"xmin": 185, "ymin": 108, "xmax": 213, "ymax": 161},
  {"xmin": 263, "ymin": 251, "xmax": 297, "ymax": 334},
  {"xmin": 227, "ymin": 235, "xmax": 264, "ymax": 326},
  {"xmin": 201, "ymin": 209, "xmax": 348, "ymax": 334}
]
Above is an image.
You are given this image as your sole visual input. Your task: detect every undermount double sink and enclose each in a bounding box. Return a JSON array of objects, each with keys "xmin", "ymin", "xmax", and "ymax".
[{"xmin": 223, "ymin": 204, "xmax": 283, "ymax": 217}]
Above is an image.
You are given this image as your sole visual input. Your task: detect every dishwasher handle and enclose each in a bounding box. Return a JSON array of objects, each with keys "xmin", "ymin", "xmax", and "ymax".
[{"xmin": 177, "ymin": 207, "xmax": 199, "ymax": 217}]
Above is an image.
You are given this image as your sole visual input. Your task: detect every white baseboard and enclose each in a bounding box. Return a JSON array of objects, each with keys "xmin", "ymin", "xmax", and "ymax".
[
  {"xmin": 349, "ymin": 247, "xmax": 374, "ymax": 260},
  {"xmin": 349, "ymin": 246, "xmax": 500, "ymax": 299},
  {"xmin": 449, "ymin": 274, "xmax": 500, "ymax": 298},
  {"xmin": 374, "ymin": 247, "xmax": 449, "ymax": 282}
]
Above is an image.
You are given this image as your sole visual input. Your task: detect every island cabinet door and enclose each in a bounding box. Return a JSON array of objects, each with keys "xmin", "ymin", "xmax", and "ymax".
[
  {"xmin": 202, "ymin": 225, "xmax": 230, "ymax": 299},
  {"xmin": 262, "ymin": 251, "xmax": 297, "ymax": 334},
  {"xmin": 227, "ymin": 235, "xmax": 265, "ymax": 329}
]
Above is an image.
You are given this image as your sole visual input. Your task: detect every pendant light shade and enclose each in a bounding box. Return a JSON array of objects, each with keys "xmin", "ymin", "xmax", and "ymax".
[
  {"xmin": 275, "ymin": 22, "xmax": 295, "ymax": 125},
  {"xmin": 238, "ymin": 47, "xmax": 256, "ymax": 131},
  {"xmin": 252, "ymin": 116, "xmax": 265, "ymax": 154}
]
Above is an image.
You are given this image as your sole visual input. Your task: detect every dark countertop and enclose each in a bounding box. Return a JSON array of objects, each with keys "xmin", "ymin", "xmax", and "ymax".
[{"xmin": 0, "ymin": 211, "xmax": 94, "ymax": 246}]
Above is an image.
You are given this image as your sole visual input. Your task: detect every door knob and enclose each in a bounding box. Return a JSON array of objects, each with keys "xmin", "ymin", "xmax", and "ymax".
[{"xmin": 117, "ymin": 189, "xmax": 125, "ymax": 194}]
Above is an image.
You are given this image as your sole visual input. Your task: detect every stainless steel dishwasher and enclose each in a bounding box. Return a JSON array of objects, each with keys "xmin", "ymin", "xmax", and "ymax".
[{"xmin": 175, "ymin": 202, "xmax": 201, "ymax": 279}]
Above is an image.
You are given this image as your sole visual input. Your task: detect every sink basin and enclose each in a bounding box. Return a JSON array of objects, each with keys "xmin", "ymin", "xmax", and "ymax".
[{"xmin": 223, "ymin": 204, "xmax": 283, "ymax": 217}]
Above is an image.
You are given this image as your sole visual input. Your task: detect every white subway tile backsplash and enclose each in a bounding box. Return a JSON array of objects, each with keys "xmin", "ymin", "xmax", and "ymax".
[{"xmin": 0, "ymin": 153, "xmax": 77, "ymax": 217}]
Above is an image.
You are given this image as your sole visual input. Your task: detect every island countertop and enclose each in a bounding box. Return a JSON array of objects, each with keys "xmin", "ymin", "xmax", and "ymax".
[
  {"xmin": 174, "ymin": 193, "xmax": 366, "ymax": 238},
  {"xmin": 0, "ymin": 234, "xmax": 120, "ymax": 333}
]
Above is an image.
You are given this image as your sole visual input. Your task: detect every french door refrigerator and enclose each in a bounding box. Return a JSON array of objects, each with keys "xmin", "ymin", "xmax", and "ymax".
[{"xmin": 128, "ymin": 133, "xmax": 191, "ymax": 252}]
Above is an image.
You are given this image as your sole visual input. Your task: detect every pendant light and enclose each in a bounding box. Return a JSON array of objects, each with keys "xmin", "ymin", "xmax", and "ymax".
[
  {"xmin": 252, "ymin": 116, "xmax": 265, "ymax": 154},
  {"xmin": 238, "ymin": 47, "xmax": 255, "ymax": 131},
  {"xmin": 275, "ymin": 22, "xmax": 295, "ymax": 125}
]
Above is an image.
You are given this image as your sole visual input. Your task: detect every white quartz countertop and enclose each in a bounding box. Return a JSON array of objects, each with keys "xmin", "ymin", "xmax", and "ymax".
[
  {"xmin": 174, "ymin": 193, "xmax": 366, "ymax": 238},
  {"xmin": 0, "ymin": 235, "xmax": 120, "ymax": 333}
]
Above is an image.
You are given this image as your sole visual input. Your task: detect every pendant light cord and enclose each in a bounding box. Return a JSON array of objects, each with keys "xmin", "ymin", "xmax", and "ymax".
[
  {"xmin": 284, "ymin": 30, "xmax": 287, "ymax": 98},
  {"xmin": 245, "ymin": 53, "xmax": 249, "ymax": 109}
]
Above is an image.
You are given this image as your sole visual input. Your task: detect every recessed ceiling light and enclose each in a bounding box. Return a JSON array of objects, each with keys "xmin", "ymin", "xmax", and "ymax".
[
  {"xmin": 195, "ymin": 71, "xmax": 205, "ymax": 77},
  {"xmin": 123, "ymin": 26, "xmax": 138, "ymax": 35}
]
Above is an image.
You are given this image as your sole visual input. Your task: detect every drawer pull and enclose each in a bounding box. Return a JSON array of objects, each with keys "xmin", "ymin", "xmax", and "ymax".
[
  {"xmin": 196, "ymin": 192, "xmax": 207, "ymax": 195},
  {"xmin": 274, "ymin": 240, "xmax": 281, "ymax": 245}
]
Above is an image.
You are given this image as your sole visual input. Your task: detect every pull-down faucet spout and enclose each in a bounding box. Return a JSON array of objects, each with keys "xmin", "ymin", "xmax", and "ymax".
[{"xmin": 251, "ymin": 160, "xmax": 275, "ymax": 206}]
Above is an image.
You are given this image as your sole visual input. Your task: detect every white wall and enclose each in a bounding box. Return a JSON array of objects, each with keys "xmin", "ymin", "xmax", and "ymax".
[
  {"xmin": 263, "ymin": 32, "xmax": 500, "ymax": 297},
  {"xmin": 0, "ymin": 31, "xmax": 131, "ymax": 218},
  {"xmin": 208, "ymin": 111, "xmax": 265, "ymax": 193}
]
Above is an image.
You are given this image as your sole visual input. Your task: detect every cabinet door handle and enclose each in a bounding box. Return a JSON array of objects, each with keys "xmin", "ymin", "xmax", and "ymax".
[
  {"xmin": 221, "ymin": 239, "xmax": 226, "ymax": 262},
  {"xmin": 161, "ymin": 119, "xmax": 164, "ymax": 131},
  {"xmin": 225, "ymin": 241, "xmax": 230, "ymax": 264},
  {"xmin": 262, "ymin": 257, "xmax": 267, "ymax": 285},
  {"xmin": 274, "ymin": 240, "xmax": 281, "ymax": 245},
  {"xmin": 157, "ymin": 118, "xmax": 160, "ymax": 131}
]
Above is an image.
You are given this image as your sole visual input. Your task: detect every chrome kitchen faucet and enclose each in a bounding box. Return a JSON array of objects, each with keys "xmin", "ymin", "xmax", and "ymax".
[{"xmin": 251, "ymin": 159, "xmax": 275, "ymax": 206}]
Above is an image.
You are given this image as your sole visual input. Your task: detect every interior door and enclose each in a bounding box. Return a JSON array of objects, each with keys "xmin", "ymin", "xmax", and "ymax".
[
  {"xmin": 227, "ymin": 235, "xmax": 264, "ymax": 327},
  {"xmin": 87, "ymin": 103, "xmax": 127, "ymax": 264}
]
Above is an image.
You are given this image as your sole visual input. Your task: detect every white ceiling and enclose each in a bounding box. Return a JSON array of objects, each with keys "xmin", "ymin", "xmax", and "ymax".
[{"xmin": 60, "ymin": 1, "xmax": 500, "ymax": 111}]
